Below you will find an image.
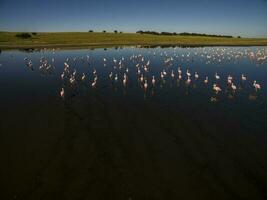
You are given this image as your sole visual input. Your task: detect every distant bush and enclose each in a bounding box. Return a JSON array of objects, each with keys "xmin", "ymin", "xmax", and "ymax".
[
  {"xmin": 161, "ymin": 32, "xmax": 174, "ymax": 36},
  {"xmin": 103, "ymin": 30, "xmax": 106, "ymax": 33},
  {"xmin": 120, "ymin": 31, "xmax": 123, "ymax": 33},
  {"xmin": 136, "ymin": 30, "xmax": 233, "ymax": 38},
  {"xmin": 137, "ymin": 30, "xmax": 160, "ymax": 35},
  {"xmin": 114, "ymin": 30, "xmax": 118, "ymax": 33},
  {"xmin": 15, "ymin": 33, "xmax": 32, "ymax": 39},
  {"xmin": 88, "ymin": 30, "xmax": 94, "ymax": 33},
  {"xmin": 237, "ymin": 36, "xmax": 241, "ymax": 38},
  {"xmin": 31, "ymin": 32, "xmax": 37, "ymax": 35}
]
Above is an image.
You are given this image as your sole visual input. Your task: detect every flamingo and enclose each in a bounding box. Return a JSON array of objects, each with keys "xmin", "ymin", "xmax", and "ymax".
[
  {"xmin": 61, "ymin": 72, "xmax": 65, "ymax": 80},
  {"xmin": 160, "ymin": 72, "xmax": 164, "ymax": 79},
  {"xmin": 213, "ymin": 84, "xmax": 222, "ymax": 93},
  {"xmin": 64, "ymin": 62, "xmax": 69, "ymax": 68},
  {"xmin": 91, "ymin": 81, "xmax": 96, "ymax": 87},
  {"xmin": 186, "ymin": 77, "xmax": 191, "ymax": 84},
  {"xmin": 60, "ymin": 88, "xmax": 64, "ymax": 98},
  {"xmin": 93, "ymin": 75, "xmax": 98, "ymax": 82},
  {"xmin": 109, "ymin": 72, "xmax": 113, "ymax": 79},
  {"xmin": 152, "ymin": 76, "xmax": 156, "ymax": 85},
  {"xmin": 204, "ymin": 76, "xmax": 208, "ymax": 84},
  {"xmin": 253, "ymin": 81, "xmax": 261, "ymax": 91},
  {"xmin": 81, "ymin": 73, "xmax": 86, "ymax": 81},
  {"xmin": 195, "ymin": 72, "xmax": 199, "ymax": 79},
  {"xmin": 123, "ymin": 73, "xmax": 127, "ymax": 85},
  {"xmin": 137, "ymin": 68, "xmax": 141, "ymax": 74},
  {"xmin": 70, "ymin": 76, "xmax": 75, "ymax": 84},
  {"xmin": 215, "ymin": 72, "xmax": 220, "ymax": 80},
  {"xmin": 186, "ymin": 69, "xmax": 191, "ymax": 77},
  {"xmin": 241, "ymin": 74, "xmax": 247, "ymax": 81},
  {"xmin": 93, "ymin": 69, "xmax": 97, "ymax": 75},
  {"xmin": 144, "ymin": 79, "xmax": 148, "ymax": 90},
  {"xmin": 171, "ymin": 70, "xmax": 175, "ymax": 78},
  {"xmin": 72, "ymin": 69, "xmax": 76, "ymax": 76},
  {"xmin": 140, "ymin": 74, "xmax": 144, "ymax": 82},
  {"xmin": 163, "ymin": 70, "xmax": 167, "ymax": 76},
  {"xmin": 231, "ymin": 83, "xmax": 237, "ymax": 91}
]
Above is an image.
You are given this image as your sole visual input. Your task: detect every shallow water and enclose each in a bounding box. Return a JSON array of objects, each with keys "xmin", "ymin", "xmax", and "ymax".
[{"xmin": 0, "ymin": 46, "xmax": 267, "ymax": 199}]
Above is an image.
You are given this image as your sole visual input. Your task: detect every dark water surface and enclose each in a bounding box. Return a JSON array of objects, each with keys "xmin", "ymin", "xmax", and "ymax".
[{"xmin": 0, "ymin": 47, "xmax": 267, "ymax": 200}]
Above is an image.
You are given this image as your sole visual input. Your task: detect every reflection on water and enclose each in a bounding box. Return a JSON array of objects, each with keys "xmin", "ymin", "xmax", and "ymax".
[
  {"xmin": 12, "ymin": 46, "xmax": 267, "ymax": 103},
  {"xmin": 0, "ymin": 46, "xmax": 267, "ymax": 199}
]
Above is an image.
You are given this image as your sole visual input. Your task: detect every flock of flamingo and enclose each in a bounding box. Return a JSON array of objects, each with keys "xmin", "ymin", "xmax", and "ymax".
[{"xmin": 21, "ymin": 47, "xmax": 266, "ymax": 101}]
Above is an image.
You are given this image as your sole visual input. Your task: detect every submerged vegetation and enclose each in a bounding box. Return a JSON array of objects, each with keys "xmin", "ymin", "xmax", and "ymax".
[{"xmin": 0, "ymin": 31, "xmax": 266, "ymax": 49}]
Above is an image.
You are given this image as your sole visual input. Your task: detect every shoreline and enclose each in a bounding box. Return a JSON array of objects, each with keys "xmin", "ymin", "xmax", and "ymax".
[
  {"xmin": 1, "ymin": 32, "xmax": 267, "ymax": 50},
  {"xmin": 1, "ymin": 43, "xmax": 267, "ymax": 50}
]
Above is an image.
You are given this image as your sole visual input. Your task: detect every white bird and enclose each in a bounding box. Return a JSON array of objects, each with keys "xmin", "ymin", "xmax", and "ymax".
[
  {"xmin": 93, "ymin": 69, "xmax": 97, "ymax": 75},
  {"xmin": 93, "ymin": 75, "xmax": 98, "ymax": 82},
  {"xmin": 204, "ymin": 76, "xmax": 208, "ymax": 84},
  {"xmin": 231, "ymin": 83, "xmax": 237, "ymax": 91},
  {"xmin": 61, "ymin": 72, "xmax": 65, "ymax": 80},
  {"xmin": 91, "ymin": 81, "xmax": 96, "ymax": 87},
  {"xmin": 215, "ymin": 72, "xmax": 220, "ymax": 80},
  {"xmin": 144, "ymin": 79, "xmax": 148, "ymax": 90},
  {"xmin": 152, "ymin": 76, "xmax": 156, "ymax": 85},
  {"xmin": 73, "ymin": 69, "xmax": 77, "ymax": 76},
  {"xmin": 163, "ymin": 70, "xmax": 167, "ymax": 76},
  {"xmin": 186, "ymin": 69, "xmax": 191, "ymax": 77},
  {"xmin": 60, "ymin": 88, "xmax": 64, "ymax": 98},
  {"xmin": 213, "ymin": 84, "xmax": 222, "ymax": 93},
  {"xmin": 186, "ymin": 77, "xmax": 191, "ymax": 84},
  {"xmin": 253, "ymin": 80, "xmax": 261, "ymax": 91},
  {"xmin": 171, "ymin": 70, "xmax": 175, "ymax": 78},
  {"xmin": 64, "ymin": 62, "xmax": 69, "ymax": 68},
  {"xmin": 109, "ymin": 72, "xmax": 113, "ymax": 79},
  {"xmin": 241, "ymin": 74, "xmax": 247, "ymax": 81},
  {"xmin": 114, "ymin": 74, "xmax": 118, "ymax": 81},
  {"xmin": 123, "ymin": 73, "xmax": 127, "ymax": 85},
  {"xmin": 195, "ymin": 72, "xmax": 199, "ymax": 79},
  {"xmin": 160, "ymin": 72, "xmax": 164, "ymax": 79},
  {"xmin": 81, "ymin": 73, "xmax": 86, "ymax": 81},
  {"xmin": 70, "ymin": 76, "xmax": 75, "ymax": 84},
  {"xmin": 178, "ymin": 67, "xmax": 182, "ymax": 75},
  {"xmin": 140, "ymin": 74, "xmax": 144, "ymax": 82}
]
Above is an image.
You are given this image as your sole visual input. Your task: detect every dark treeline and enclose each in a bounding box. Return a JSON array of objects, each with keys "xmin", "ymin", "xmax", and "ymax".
[
  {"xmin": 15, "ymin": 32, "xmax": 38, "ymax": 39},
  {"xmin": 136, "ymin": 30, "xmax": 236, "ymax": 38}
]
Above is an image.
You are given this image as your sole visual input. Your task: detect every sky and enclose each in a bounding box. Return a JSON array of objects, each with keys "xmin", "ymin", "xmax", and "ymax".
[{"xmin": 0, "ymin": 0, "xmax": 266, "ymax": 37}]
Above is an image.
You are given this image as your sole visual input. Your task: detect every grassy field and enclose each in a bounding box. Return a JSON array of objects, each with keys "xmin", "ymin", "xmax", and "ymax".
[{"xmin": 0, "ymin": 32, "xmax": 267, "ymax": 49}]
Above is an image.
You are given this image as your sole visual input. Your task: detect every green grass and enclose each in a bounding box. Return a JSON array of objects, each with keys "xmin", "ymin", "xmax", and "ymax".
[{"xmin": 0, "ymin": 32, "xmax": 267, "ymax": 49}]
